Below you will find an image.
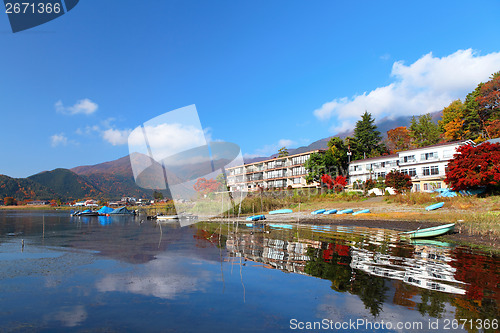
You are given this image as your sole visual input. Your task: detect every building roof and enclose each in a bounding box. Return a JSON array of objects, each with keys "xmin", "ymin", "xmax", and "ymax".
[
  {"xmin": 484, "ymin": 138, "xmax": 500, "ymax": 145},
  {"xmin": 349, "ymin": 140, "xmax": 474, "ymax": 165},
  {"xmin": 398, "ymin": 140, "xmax": 474, "ymax": 154},
  {"xmin": 349, "ymin": 154, "xmax": 398, "ymax": 164}
]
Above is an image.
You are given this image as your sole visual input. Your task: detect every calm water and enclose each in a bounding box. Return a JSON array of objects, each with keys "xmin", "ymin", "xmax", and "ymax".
[{"xmin": 0, "ymin": 211, "xmax": 498, "ymax": 332}]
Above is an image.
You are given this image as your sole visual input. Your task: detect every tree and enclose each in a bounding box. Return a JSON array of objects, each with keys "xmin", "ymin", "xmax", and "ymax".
[
  {"xmin": 321, "ymin": 174, "xmax": 334, "ymax": 189},
  {"xmin": 304, "ymin": 151, "xmax": 336, "ymax": 184},
  {"xmin": 333, "ymin": 175, "xmax": 347, "ymax": 192},
  {"xmin": 386, "ymin": 126, "xmax": 412, "ymax": 152},
  {"xmin": 462, "ymin": 85, "xmax": 484, "ymax": 142},
  {"xmin": 327, "ymin": 137, "xmax": 349, "ymax": 172},
  {"xmin": 476, "ymin": 71, "xmax": 500, "ymax": 139},
  {"xmin": 193, "ymin": 178, "xmax": 221, "ymax": 195},
  {"xmin": 277, "ymin": 147, "xmax": 289, "ymax": 157},
  {"xmin": 215, "ymin": 173, "xmax": 227, "ymax": 191},
  {"xmin": 444, "ymin": 142, "xmax": 500, "ymax": 193},
  {"xmin": 4, "ymin": 197, "xmax": 17, "ymax": 206},
  {"xmin": 385, "ymin": 170, "xmax": 413, "ymax": 194},
  {"xmin": 353, "ymin": 111, "xmax": 385, "ymax": 158},
  {"xmin": 153, "ymin": 191, "xmax": 164, "ymax": 200},
  {"xmin": 439, "ymin": 100, "xmax": 467, "ymax": 141},
  {"xmin": 409, "ymin": 114, "xmax": 441, "ymax": 147}
]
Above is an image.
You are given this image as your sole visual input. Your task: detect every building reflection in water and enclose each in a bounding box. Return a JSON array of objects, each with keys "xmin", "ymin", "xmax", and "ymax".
[{"xmin": 196, "ymin": 222, "xmax": 499, "ymax": 321}]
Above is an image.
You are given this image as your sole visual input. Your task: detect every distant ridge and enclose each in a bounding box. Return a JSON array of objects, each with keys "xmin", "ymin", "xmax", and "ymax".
[
  {"xmin": 251, "ymin": 110, "xmax": 442, "ymax": 161},
  {"xmin": 0, "ymin": 111, "xmax": 443, "ymax": 201}
]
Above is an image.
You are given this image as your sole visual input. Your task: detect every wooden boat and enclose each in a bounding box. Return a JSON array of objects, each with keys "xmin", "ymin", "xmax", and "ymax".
[
  {"xmin": 311, "ymin": 209, "xmax": 326, "ymax": 215},
  {"xmin": 337, "ymin": 209, "xmax": 353, "ymax": 214},
  {"xmin": 323, "ymin": 209, "xmax": 337, "ymax": 214},
  {"xmin": 269, "ymin": 209, "xmax": 293, "ymax": 215},
  {"xmin": 402, "ymin": 223, "xmax": 455, "ymax": 239},
  {"xmin": 352, "ymin": 209, "xmax": 370, "ymax": 216},
  {"xmin": 425, "ymin": 202, "xmax": 444, "ymax": 211},
  {"xmin": 246, "ymin": 214, "xmax": 266, "ymax": 221}
]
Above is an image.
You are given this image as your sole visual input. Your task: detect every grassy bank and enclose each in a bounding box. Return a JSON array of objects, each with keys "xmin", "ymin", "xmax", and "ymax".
[{"xmin": 202, "ymin": 191, "xmax": 499, "ymax": 241}]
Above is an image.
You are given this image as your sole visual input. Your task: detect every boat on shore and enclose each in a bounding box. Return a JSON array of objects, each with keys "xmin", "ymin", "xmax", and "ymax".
[
  {"xmin": 401, "ymin": 223, "xmax": 455, "ymax": 239},
  {"xmin": 337, "ymin": 209, "xmax": 353, "ymax": 214},
  {"xmin": 425, "ymin": 202, "xmax": 444, "ymax": 211},
  {"xmin": 323, "ymin": 209, "xmax": 337, "ymax": 214},
  {"xmin": 246, "ymin": 214, "xmax": 266, "ymax": 221},
  {"xmin": 269, "ymin": 209, "xmax": 293, "ymax": 215},
  {"xmin": 311, "ymin": 209, "xmax": 326, "ymax": 215},
  {"xmin": 352, "ymin": 209, "xmax": 370, "ymax": 216}
]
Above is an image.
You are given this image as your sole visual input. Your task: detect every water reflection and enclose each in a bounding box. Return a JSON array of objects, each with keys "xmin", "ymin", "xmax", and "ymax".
[
  {"xmin": 1, "ymin": 211, "xmax": 498, "ymax": 332},
  {"xmin": 198, "ymin": 221, "xmax": 499, "ymax": 324}
]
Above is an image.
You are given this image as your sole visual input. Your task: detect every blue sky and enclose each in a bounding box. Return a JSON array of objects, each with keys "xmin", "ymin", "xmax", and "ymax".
[{"xmin": 1, "ymin": 0, "xmax": 500, "ymax": 177}]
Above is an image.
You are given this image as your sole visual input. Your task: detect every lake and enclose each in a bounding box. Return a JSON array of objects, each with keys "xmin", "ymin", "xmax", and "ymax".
[{"xmin": 0, "ymin": 210, "xmax": 498, "ymax": 332}]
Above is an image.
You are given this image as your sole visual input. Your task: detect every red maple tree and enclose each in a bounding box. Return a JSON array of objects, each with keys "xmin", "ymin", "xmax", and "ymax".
[
  {"xmin": 193, "ymin": 178, "xmax": 221, "ymax": 194},
  {"xmin": 385, "ymin": 170, "xmax": 412, "ymax": 194},
  {"xmin": 444, "ymin": 142, "xmax": 500, "ymax": 192},
  {"xmin": 321, "ymin": 174, "xmax": 334, "ymax": 189},
  {"xmin": 321, "ymin": 174, "xmax": 347, "ymax": 192}
]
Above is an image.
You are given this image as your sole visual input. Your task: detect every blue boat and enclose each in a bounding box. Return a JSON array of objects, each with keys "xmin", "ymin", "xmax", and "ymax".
[
  {"xmin": 425, "ymin": 202, "xmax": 444, "ymax": 211},
  {"xmin": 246, "ymin": 214, "xmax": 266, "ymax": 221},
  {"xmin": 337, "ymin": 209, "xmax": 353, "ymax": 214},
  {"xmin": 311, "ymin": 209, "xmax": 326, "ymax": 215},
  {"xmin": 323, "ymin": 209, "xmax": 338, "ymax": 215},
  {"xmin": 352, "ymin": 209, "xmax": 370, "ymax": 216},
  {"xmin": 269, "ymin": 209, "xmax": 293, "ymax": 215}
]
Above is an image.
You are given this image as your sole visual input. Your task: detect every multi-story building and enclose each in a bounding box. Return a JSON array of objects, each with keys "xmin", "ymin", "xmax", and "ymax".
[
  {"xmin": 226, "ymin": 150, "xmax": 323, "ymax": 192},
  {"xmin": 348, "ymin": 140, "xmax": 475, "ymax": 192}
]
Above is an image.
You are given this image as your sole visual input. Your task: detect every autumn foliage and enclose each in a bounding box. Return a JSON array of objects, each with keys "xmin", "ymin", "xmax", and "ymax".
[
  {"xmin": 444, "ymin": 142, "xmax": 500, "ymax": 192},
  {"xmin": 193, "ymin": 178, "xmax": 222, "ymax": 194},
  {"xmin": 321, "ymin": 174, "xmax": 347, "ymax": 192},
  {"xmin": 384, "ymin": 170, "xmax": 413, "ymax": 194},
  {"xmin": 386, "ymin": 126, "xmax": 412, "ymax": 152}
]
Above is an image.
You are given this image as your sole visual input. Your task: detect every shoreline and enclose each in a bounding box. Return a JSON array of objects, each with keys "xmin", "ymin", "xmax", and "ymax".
[{"xmin": 1, "ymin": 199, "xmax": 498, "ymax": 251}]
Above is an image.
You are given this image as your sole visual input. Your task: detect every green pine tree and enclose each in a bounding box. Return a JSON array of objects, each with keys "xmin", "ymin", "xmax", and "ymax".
[
  {"xmin": 353, "ymin": 111, "xmax": 384, "ymax": 158},
  {"xmin": 409, "ymin": 114, "xmax": 441, "ymax": 147}
]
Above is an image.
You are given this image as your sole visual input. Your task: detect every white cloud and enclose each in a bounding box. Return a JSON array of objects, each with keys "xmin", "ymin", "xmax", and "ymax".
[
  {"xmin": 278, "ymin": 139, "xmax": 296, "ymax": 147},
  {"xmin": 55, "ymin": 98, "xmax": 98, "ymax": 115},
  {"xmin": 244, "ymin": 138, "xmax": 297, "ymax": 158},
  {"xmin": 128, "ymin": 123, "xmax": 207, "ymax": 160},
  {"xmin": 50, "ymin": 133, "xmax": 68, "ymax": 147},
  {"xmin": 102, "ymin": 128, "xmax": 132, "ymax": 146},
  {"xmin": 314, "ymin": 49, "xmax": 500, "ymax": 133}
]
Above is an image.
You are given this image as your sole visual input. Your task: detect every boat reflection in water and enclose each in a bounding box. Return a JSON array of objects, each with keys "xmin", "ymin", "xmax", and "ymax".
[{"xmin": 198, "ymin": 221, "xmax": 498, "ymax": 319}]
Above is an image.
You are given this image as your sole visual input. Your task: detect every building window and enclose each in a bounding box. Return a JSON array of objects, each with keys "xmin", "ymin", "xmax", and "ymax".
[
  {"xmin": 292, "ymin": 166, "xmax": 305, "ymax": 176},
  {"xmin": 409, "ymin": 168, "xmax": 417, "ymax": 177},
  {"xmin": 430, "ymin": 166, "xmax": 439, "ymax": 175},
  {"xmin": 293, "ymin": 178, "xmax": 301, "ymax": 184},
  {"xmin": 422, "ymin": 167, "xmax": 430, "ymax": 176},
  {"xmin": 400, "ymin": 155, "xmax": 416, "ymax": 163},
  {"xmin": 414, "ymin": 184, "xmax": 420, "ymax": 192},
  {"xmin": 421, "ymin": 152, "xmax": 438, "ymax": 161},
  {"xmin": 423, "ymin": 183, "xmax": 428, "ymax": 191},
  {"xmin": 292, "ymin": 155, "xmax": 309, "ymax": 165},
  {"xmin": 401, "ymin": 169, "xmax": 408, "ymax": 175}
]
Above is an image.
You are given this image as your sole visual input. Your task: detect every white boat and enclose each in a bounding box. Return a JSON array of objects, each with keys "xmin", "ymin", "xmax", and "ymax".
[{"xmin": 156, "ymin": 215, "xmax": 179, "ymax": 220}]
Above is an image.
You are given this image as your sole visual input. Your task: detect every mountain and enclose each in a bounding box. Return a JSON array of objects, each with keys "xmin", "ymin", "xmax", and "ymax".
[
  {"xmin": 70, "ymin": 154, "xmax": 133, "ymax": 177},
  {"xmin": 1, "ymin": 111, "xmax": 444, "ymax": 201},
  {"xmin": 0, "ymin": 174, "xmax": 59, "ymax": 200},
  {"xmin": 28, "ymin": 168, "xmax": 102, "ymax": 200},
  {"xmin": 259, "ymin": 110, "xmax": 444, "ymax": 159}
]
